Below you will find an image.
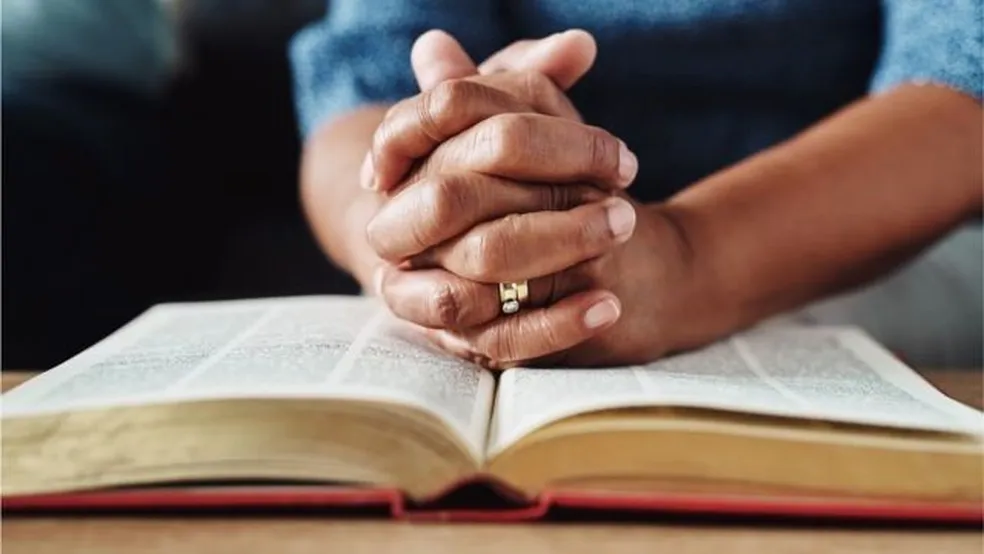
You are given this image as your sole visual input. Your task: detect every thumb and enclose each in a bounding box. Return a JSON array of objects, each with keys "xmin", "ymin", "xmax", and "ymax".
[
  {"xmin": 411, "ymin": 30, "xmax": 478, "ymax": 91},
  {"xmin": 479, "ymin": 29, "xmax": 597, "ymax": 90}
]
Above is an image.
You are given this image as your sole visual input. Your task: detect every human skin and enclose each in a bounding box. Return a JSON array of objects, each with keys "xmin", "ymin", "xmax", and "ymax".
[{"xmin": 301, "ymin": 30, "xmax": 983, "ymax": 368}]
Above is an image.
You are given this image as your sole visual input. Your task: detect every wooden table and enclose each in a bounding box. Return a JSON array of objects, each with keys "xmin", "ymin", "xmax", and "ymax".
[{"xmin": 3, "ymin": 370, "xmax": 982, "ymax": 553}]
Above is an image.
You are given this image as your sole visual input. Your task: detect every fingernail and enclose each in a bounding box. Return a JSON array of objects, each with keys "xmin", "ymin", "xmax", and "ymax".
[
  {"xmin": 359, "ymin": 153, "xmax": 375, "ymax": 190},
  {"xmin": 604, "ymin": 197, "xmax": 636, "ymax": 243},
  {"xmin": 617, "ymin": 140, "xmax": 638, "ymax": 188},
  {"xmin": 583, "ymin": 297, "xmax": 620, "ymax": 329}
]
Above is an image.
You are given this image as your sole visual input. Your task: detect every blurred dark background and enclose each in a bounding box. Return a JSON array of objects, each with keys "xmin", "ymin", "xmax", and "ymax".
[{"xmin": 3, "ymin": 1, "xmax": 356, "ymax": 369}]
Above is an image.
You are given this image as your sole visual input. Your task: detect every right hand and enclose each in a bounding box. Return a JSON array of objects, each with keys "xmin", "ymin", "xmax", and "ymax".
[
  {"xmin": 364, "ymin": 32, "xmax": 642, "ymax": 348},
  {"xmin": 303, "ymin": 29, "xmax": 602, "ymax": 292},
  {"xmin": 365, "ymin": 30, "xmax": 637, "ymax": 276},
  {"xmin": 365, "ymin": 93, "xmax": 638, "ymax": 263}
]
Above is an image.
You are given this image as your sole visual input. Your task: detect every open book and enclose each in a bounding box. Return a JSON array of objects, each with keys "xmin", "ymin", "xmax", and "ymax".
[{"xmin": 3, "ymin": 296, "xmax": 982, "ymax": 522}]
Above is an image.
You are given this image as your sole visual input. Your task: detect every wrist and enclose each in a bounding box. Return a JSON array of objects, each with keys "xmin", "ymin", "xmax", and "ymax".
[
  {"xmin": 298, "ymin": 105, "xmax": 391, "ymax": 293},
  {"xmin": 646, "ymin": 201, "xmax": 755, "ymax": 348},
  {"xmin": 302, "ymin": 180, "xmax": 382, "ymax": 294}
]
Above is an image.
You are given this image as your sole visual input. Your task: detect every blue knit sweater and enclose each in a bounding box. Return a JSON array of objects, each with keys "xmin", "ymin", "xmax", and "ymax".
[{"xmin": 290, "ymin": 0, "xmax": 982, "ymax": 201}]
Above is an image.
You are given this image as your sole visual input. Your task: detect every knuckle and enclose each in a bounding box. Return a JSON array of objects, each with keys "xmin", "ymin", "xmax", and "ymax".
[
  {"xmin": 421, "ymin": 174, "xmax": 471, "ymax": 227},
  {"xmin": 520, "ymin": 69, "xmax": 574, "ymax": 118},
  {"xmin": 422, "ymin": 80, "xmax": 483, "ymax": 139},
  {"xmin": 521, "ymin": 70, "xmax": 552, "ymax": 106},
  {"xmin": 541, "ymin": 185, "xmax": 576, "ymax": 212},
  {"xmin": 586, "ymin": 127, "xmax": 620, "ymax": 178},
  {"xmin": 575, "ymin": 206, "xmax": 612, "ymax": 248},
  {"xmin": 365, "ymin": 213, "xmax": 404, "ymax": 259},
  {"xmin": 436, "ymin": 79, "xmax": 478, "ymax": 107},
  {"xmin": 488, "ymin": 316, "xmax": 564, "ymax": 363},
  {"xmin": 383, "ymin": 98, "xmax": 407, "ymax": 120},
  {"xmin": 416, "ymin": 89, "xmax": 446, "ymax": 141},
  {"xmin": 540, "ymin": 184, "xmax": 607, "ymax": 212},
  {"xmin": 424, "ymin": 80, "xmax": 460, "ymax": 118},
  {"xmin": 462, "ymin": 232, "xmax": 494, "ymax": 279},
  {"xmin": 430, "ymin": 281, "xmax": 464, "ymax": 328},
  {"xmin": 373, "ymin": 175, "xmax": 473, "ymax": 258},
  {"xmin": 470, "ymin": 120, "xmax": 500, "ymax": 162},
  {"xmin": 461, "ymin": 226, "xmax": 507, "ymax": 280},
  {"xmin": 481, "ymin": 113, "xmax": 532, "ymax": 166},
  {"xmin": 426, "ymin": 80, "xmax": 459, "ymax": 110},
  {"xmin": 480, "ymin": 325, "xmax": 518, "ymax": 363},
  {"xmin": 499, "ymin": 113, "xmax": 534, "ymax": 143},
  {"xmin": 371, "ymin": 119, "xmax": 394, "ymax": 157},
  {"xmin": 531, "ymin": 317, "xmax": 566, "ymax": 352},
  {"xmin": 403, "ymin": 220, "xmax": 433, "ymax": 258}
]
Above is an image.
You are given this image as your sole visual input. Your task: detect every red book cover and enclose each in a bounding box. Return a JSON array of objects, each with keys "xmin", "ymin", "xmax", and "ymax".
[{"xmin": 4, "ymin": 477, "xmax": 981, "ymax": 525}]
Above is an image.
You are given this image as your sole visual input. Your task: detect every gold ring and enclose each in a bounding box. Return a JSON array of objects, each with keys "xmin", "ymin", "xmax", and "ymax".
[{"xmin": 498, "ymin": 281, "xmax": 529, "ymax": 315}]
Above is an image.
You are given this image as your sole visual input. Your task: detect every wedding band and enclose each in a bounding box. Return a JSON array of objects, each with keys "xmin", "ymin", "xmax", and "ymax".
[{"xmin": 498, "ymin": 281, "xmax": 529, "ymax": 315}]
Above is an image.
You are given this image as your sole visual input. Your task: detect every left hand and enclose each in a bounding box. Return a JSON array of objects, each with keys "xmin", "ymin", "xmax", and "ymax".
[
  {"xmin": 363, "ymin": 28, "xmax": 597, "ymax": 193},
  {"xmin": 370, "ymin": 31, "xmax": 726, "ymax": 368},
  {"xmin": 375, "ymin": 190, "xmax": 720, "ymax": 368}
]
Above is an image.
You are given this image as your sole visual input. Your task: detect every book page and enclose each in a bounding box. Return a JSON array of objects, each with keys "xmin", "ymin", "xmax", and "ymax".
[
  {"xmin": 1, "ymin": 296, "xmax": 494, "ymax": 459},
  {"xmin": 489, "ymin": 326, "xmax": 984, "ymax": 455}
]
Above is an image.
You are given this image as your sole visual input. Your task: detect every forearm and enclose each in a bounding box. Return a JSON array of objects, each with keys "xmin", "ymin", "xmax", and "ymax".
[
  {"xmin": 299, "ymin": 105, "xmax": 389, "ymax": 290},
  {"xmin": 666, "ymin": 84, "xmax": 983, "ymax": 332}
]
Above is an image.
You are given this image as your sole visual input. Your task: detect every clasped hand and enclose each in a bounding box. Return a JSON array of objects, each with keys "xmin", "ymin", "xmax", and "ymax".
[{"xmin": 363, "ymin": 31, "xmax": 708, "ymax": 368}]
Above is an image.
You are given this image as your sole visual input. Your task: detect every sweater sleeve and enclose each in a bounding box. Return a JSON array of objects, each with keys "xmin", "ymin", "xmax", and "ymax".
[
  {"xmin": 289, "ymin": 0, "xmax": 509, "ymax": 138},
  {"xmin": 870, "ymin": 0, "xmax": 982, "ymax": 101}
]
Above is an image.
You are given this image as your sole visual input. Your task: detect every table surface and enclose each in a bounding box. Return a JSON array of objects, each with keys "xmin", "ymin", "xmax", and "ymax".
[{"xmin": 2, "ymin": 369, "xmax": 982, "ymax": 553}]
